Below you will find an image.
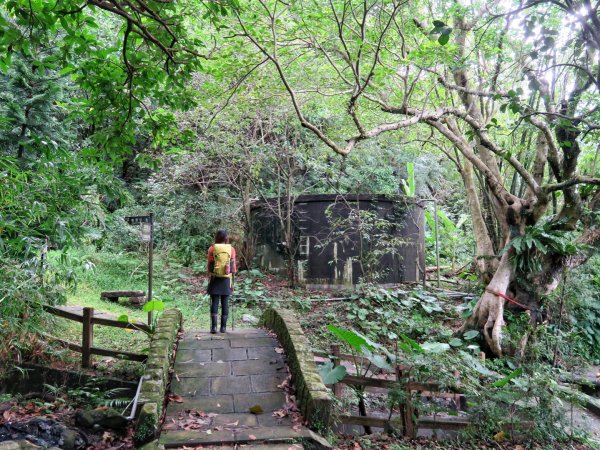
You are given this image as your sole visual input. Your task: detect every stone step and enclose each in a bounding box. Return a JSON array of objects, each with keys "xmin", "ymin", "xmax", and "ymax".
[
  {"xmin": 167, "ymin": 445, "xmax": 304, "ymax": 450},
  {"xmin": 159, "ymin": 425, "xmax": 329, "ymax": 449}
]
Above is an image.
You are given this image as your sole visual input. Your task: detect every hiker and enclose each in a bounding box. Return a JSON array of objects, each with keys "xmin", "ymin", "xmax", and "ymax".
[{"xmin": 207, "ymin": 229, "xmax": 236, "ymax": 334}]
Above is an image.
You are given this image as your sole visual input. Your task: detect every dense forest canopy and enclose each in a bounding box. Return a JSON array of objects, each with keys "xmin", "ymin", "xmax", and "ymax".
[{"xmin": 0, "ymin": 0, "xmax": 598, "ymax": 360}]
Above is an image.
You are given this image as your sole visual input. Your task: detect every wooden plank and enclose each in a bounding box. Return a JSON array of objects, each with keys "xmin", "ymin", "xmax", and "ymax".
[
  {"xmin": 90, "ymin": 347, "xmax": 147, "ymax": 362},
  {"xmin": 82, "ymin": 307, "xmax": 93, "ymax": 368},
  {"xmin": 101, "ymin": 290, "xmax": 145, "ymax": 298},
  {"xmin": 340, "ymin": 374, "xmax": 464, "ymax": 394},
  {"xmin": 418, "ymin": 416, "xmax": 470, "ymax": 430},
  {"xmin": 338, "ymin": 414, "xmax": 469, "ymax": 431},
  {"xmin": 312, "ymin": 350, "xmax": 372, "ymax": 367},
  {"xmin": 338, "ymin": 414, "xmax": 388, "ymax": 428},
  {"xmin": 54, "ymin": 338, "xmax": 83, "ymax": 353},
  {"xmin": 42, "ymin": 305, "xmax": 83, "ymax": 323},
  {"xmin": 44, "ymin": 303, "xmax": 151, "ymax": 332},
  {"xmin": 341, "ymin": 374, "xmax": 398, "ymax": 389},
  {"xmin": 92, "ymin": 316, "xmax": 151, "ymax": 332},
  {"xmin": 341, "ymin": 374, "xmax": 445, "ymax": 391},
  {"xmin": 95, "ymin": 312, "xmax": 116, "ymax": 319},
  {"xmin": 44, "ymin": 335, "xmax": 146, "ymax": 362},
  {"xmin": 314, "ymin": 352, "xmax": 411, "ymax": 372}
]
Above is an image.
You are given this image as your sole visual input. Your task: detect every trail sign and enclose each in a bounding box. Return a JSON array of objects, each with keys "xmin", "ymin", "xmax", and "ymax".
[
  {"xmin": 140, "ymin": 223, "xmax": 152, "ymax": 242},
  {"xmin": 125, "ymin": 215, "xmax": 152, "ymax": 225},
  {"xmin": 125, "ymin": 213, "xmax": 155, "ymax": 325}
]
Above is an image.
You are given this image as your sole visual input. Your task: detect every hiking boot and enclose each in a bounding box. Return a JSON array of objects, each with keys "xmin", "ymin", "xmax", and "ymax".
[
  {"xmin": 210, "ymin": 314, "xmax": 218, "ymax": 334},
  {"xmin": 220, "ymin": 315, "xmax": 228, "ymax": 333}
]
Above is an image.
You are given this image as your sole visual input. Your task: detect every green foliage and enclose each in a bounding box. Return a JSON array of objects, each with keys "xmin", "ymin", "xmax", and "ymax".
[
  {"xmin": 317, "ymin": 360, "xmax": 347, "ymax": 384},
  {"xmin": 45, "ymin": 381, "xmax": 130, "ymax": 409},
  {"xmin": 339, "ymin": 287, "xmax": 458, "ymax": 348},
  {"xmin": 400, "ymin": 162, "xmax": 415, "ymax": 197},
  {"xmin": 491, "ymin": 367, "xmax": 523, "ymax": 387},
  {"xmin": 502, "ymin": 221, "xmax": 578, "ymax": 274},
  {"xmin": 327, "ymin": 325, "xmax": 379, "ymax": 354},
  {"xmin": 424, "ymin": 208, "xmax": 471, "ymax": 270},
  {"xmin": 0, "ymin": 54, "xmax": 70, "ymax": 159},
  {"xmin": 234, "ymin": 270, "xmax": 268, "ymax": 305},
  {"xmin": 430, "ymin": 20, "xmax": 453, "ymax": 46},
  {"xmin": 557, "ymin": 255, "xmax": 600, "ymax": 362},
  {"xmin": 464, "ymin": 365, "xmax": 575, "ymax": 445}
]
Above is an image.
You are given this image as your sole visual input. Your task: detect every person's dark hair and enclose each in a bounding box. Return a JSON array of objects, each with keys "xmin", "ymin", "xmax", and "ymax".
[{"xmin": 214, "ymin": 229, "xmax": 229, "ymax": 244}]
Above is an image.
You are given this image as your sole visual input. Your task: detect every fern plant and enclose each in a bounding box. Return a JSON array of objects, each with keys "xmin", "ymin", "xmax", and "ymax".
[{"xmin": 501, "ymin": 222, "xmax": 578, "ymax": 274}]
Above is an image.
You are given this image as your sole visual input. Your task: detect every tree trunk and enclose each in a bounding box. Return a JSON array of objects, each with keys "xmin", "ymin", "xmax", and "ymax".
[
  {"xmin": 464, "ymin": 250, "xmax": 513, "ymax": 356},
  {"xmin": 461, "ymin": 158, "xmax": 496, "ymax": 281}
]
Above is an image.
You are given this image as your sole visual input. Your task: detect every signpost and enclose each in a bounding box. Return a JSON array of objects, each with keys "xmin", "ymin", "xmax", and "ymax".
[{"xmin": 125, "ymin": 213, "xmax": 154, "ymax": 325}]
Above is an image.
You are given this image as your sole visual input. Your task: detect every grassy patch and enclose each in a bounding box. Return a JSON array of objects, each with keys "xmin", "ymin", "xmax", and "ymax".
[{"xmin": 61, "ymin": 245, "xmax": 262, "ymax": 331}]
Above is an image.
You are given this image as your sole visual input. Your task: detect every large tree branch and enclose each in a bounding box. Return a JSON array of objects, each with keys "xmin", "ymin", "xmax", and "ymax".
[
  {"xmin": 235, "ymin": 7, "xmax": 349, "ymax": 155},
  {"xmin": 425, "ymin": 119, "xmax": 509, "ymax": 203},
  {"xmin": 526, "ymin": 116, "xmax": 562, "ymax": 180},
  {"xmin": 542, "ymin": 176, "xmax": 600, "ymax": 193},
  {"xmin": 87, "ymin": 0, "xmax": 211, "ymax": 65},
  {"xmin": 383, "ymin": 104, "xmax": 541, "ymax": 196}
]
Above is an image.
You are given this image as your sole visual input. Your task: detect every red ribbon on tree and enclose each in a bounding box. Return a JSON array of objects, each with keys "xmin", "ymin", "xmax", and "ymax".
[{"xmin": 485, "ymin": 289, "xmax": 536, "ymax": 311}]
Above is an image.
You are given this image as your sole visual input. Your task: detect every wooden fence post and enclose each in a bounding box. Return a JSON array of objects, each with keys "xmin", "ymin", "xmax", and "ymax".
[
  {"xmin": 331, "ymin": 344, "xmax": 342, "ymax": 398},
  {"xmin": 82, "ymin": 307, "xmax": 94, "ymax": 368},
  {"xmin": 396, "ymin": 367, "xmax": 415, "ymax": 438}
]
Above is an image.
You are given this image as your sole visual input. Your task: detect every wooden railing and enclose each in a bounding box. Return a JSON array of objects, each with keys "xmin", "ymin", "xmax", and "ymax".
[
  {"xmin": 314, "ymin": 346, "xmax": 470, "ymax": 437},
  {"xmin": 43, "ymin": 305, "xmax": 151, "ymax": 368}
]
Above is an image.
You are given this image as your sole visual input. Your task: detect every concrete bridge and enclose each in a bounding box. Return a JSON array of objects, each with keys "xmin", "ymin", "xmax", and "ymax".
[{"xmin": 134, "ymin": 309, "xmax": 332, "ymax": 449}]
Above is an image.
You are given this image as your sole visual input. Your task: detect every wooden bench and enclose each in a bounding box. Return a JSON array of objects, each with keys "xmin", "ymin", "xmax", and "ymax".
[{"xmin": 101, "ymin": 290, "xmax": 146, "ymax": 306}]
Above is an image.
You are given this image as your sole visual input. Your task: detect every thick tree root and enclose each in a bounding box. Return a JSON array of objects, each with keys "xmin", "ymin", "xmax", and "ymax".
[{"xmin": 462, "ymin": 252, "xmax": 513, "ymax": 357}]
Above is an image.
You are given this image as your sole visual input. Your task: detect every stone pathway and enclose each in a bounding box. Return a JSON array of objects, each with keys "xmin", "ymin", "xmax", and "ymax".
[{"xmin": 159, "ymin": 328, "xmax": 327, "ymax": 449}]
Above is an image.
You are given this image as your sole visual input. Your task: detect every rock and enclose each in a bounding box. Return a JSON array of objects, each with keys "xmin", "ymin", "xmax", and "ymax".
[
  {"xmin": 100, "ymin": 409, "xmax": 129, "ymax": 430},
  {"xmin": 242, "ymin": 314, "xmax": 259, "ymax": 324},
  {"xmin": 59, "ymin": 429, "xmax": 82, "ymax": 450},
  {"xmin": 75, "ymin": 408, "xmax": 128, "ymax": 430},
  {"xmin": 137, "ymin": 440, "xmax": 165, "ymax": 450},
  {"xmin": 75, "ymin": 409, "xmax": 102, "ymax": 428},
  {"xmin": 0, "ymin": 418, "xmax": 85, "ymax": 449},
  {"xmin": 134, "ymin": 402, "xmax": 158, "ymax": 446},
  {"xmin": 0, "ymin": 441, "xmax": 42, "ymax": 450}
]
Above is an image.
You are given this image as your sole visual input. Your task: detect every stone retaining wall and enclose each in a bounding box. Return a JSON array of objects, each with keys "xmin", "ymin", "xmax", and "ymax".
[
  {"xmin": 134, "ymin": 309, "xmax": 182, "ymax": 447},
  {"xmin": 260, "ymin": 308, "xmax": 332, "ymax": 431}
]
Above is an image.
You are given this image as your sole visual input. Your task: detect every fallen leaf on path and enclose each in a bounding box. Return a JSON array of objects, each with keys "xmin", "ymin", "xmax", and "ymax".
[
  {"xmin": 206, "ymin": 430, "xmax": 212, "ymax": 435},
  {"xmin": 248, "ymin": 434, "xmax": 256, "ymax": 440},
  {"xmin": 249, "ymin": 405, "xmax": 263, "ymax": 414},
  {"xmin": 168, "ymin": 394, "xmax": 184, "ymax": 403},
  {"xmin": 224, "ymin": 420, "xmax": 239, "ymax": 426},
  {"xmin": 274, "ymin": 347, "xmax": 284, "ymax": 354}
]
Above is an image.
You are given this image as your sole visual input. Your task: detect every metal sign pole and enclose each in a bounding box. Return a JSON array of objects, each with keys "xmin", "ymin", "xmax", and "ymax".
[
  {"xmin": 124, "ymin": 213, "xmax": 155, "ymax": 326},
  {"xmin": 148, "ymin": 213, "xmax": 154, "ymax": 326}
]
